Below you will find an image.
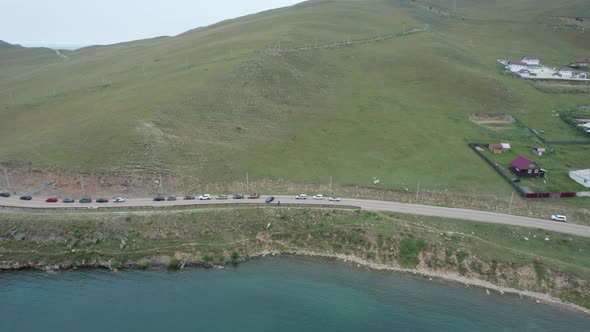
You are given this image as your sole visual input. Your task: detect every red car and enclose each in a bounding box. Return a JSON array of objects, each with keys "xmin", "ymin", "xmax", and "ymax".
[
  {"xmin": 46, "ymin": 197, "xmax": 58, "ymax": 203},
  {"xmin": 247, "ymin": 193, "xmax": 260, "ymax": 199}
]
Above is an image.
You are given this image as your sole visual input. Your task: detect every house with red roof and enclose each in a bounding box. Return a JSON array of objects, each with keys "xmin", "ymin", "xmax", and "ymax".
[
  {"xmin": 510, "ymin": 156, "xmax": 545, "ymax": 178},
  {"xmin": 570, "ymin": 58, "xmax": 589, "ymax": 68}
]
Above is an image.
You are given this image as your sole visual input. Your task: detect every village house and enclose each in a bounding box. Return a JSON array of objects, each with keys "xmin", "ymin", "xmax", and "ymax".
[
  {"xmin": 574, "ymin": 71, "xmax": 588, "ymax": 79},
  {"xmin": 558, "ymin": 67, "xmax": 574, "ymax": 78},
  {"xmin": 570, "ymin": 58, "xmax": 589, "ymax": 68},
  {"xmin": 531, "ymin": 147, "xmax": 546, "ymax": 156},
  {"xmin": 521, "ymin": 56, "xmax": 540, "ymax": 65},
  {"xmin": 489, "ymin": 143, "xmax": 511, "ymax": 154},
  {"xmin": 510, "ymin": 156, "xmax": 545, "ymax": 178},
  {"xmin": 507, "ymin": 61, "xmax": 528, "ymax": 72}
]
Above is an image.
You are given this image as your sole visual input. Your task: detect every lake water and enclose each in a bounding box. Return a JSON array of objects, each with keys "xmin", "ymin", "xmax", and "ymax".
[{"xmin": 0, "ymin": 256, "xmax": 588, "ymax": 331}]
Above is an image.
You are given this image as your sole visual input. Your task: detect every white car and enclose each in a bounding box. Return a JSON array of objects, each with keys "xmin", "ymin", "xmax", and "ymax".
[
  {"xmin": 199, "ymin": 194, "xmax": 211, "ymax": 200},
  {"xmin": 328, "ymin": 197, "xmax": 342, "ymax": 202},
  {"xmin": 313, "ymin": 194, "xmax": 324, "ymax": 200},
  {"xmin": 550, "ymin": 215, "xmax": 567, "ymax": 222},
  {"xmin": 295, "ymin": 194, "xmax": 307, "ymax": 200},
  {"xmin": 113, "ymin": 197, "xmax": 126, "ymax": 203}
]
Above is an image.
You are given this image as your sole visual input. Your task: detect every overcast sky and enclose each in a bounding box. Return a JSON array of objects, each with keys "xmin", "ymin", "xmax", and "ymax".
[{"xmin": 2, "ymin": 0, "xmax": 302, "ymax": 46}]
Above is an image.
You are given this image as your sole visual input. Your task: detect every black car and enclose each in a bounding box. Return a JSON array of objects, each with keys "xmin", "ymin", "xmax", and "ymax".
[
  {"xmin": 265, "ymin": 196, "xmax": 275, "ymax": 203},
  {"xmin": 96, "ymin": 198, "xmax": 109, "ymax": 203},
  {"xmin": 153, "ymin": 196, "xmax": 165, "ymax": 201},
  {"xmin": 232, "ymin": 194, "xmax": 244, "ymax": 199},
  {"xmin": 62, "ymin": 198, "xmax": 75, "ymax": 203},
  {"xmin": 79, "ymin": 197, "xmax": 92, "ymax": 203},
  {"xmin": 184, "ymin": 195, "xmax": 195, "ymax": 200},
  {"xmin": 167, "ymin": 196, "xmax": 177, "ymax": 201},
  {"xmin": 0, "ymin": 191, "xmax": 10, "ymax": 198},
  {"xmin": 216, "ymin": 195, "xmax": 228, "ymax": 200},
  {"xmin": 19, "ymin": 195, "xmax": 32, "ymax": 201}
]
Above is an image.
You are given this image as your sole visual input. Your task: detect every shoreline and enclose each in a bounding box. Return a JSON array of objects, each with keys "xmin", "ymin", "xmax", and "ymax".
[{"xmin": 3, "ymin": 250, "xmax": 589, "ymax": 316}]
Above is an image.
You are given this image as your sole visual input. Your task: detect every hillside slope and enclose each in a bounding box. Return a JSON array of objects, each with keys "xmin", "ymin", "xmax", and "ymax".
[{"xmin": 1, "ymin": 0, "xmax": 589, "ymax": 196}]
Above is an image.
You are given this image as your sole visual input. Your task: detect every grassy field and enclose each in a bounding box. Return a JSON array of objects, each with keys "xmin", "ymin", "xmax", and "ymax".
[
  {"xmin": 0, "ymin": 0, "xmax": 589, "ymax": 198},
  {"xmin": 1, "ymin": 206, "xmax": 590, "ymax": 307}
]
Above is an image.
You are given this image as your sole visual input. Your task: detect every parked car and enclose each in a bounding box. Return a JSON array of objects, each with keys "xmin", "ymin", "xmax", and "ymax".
[
  {"xmin": 313, "ymin": 194, "xmax": 324, "ymax": 200},
  {"xmin": 96, "ymin": 198, "xmax": 109, "ymax": 203},
  {"xmin": 232, "ymin": 194, "xmax": 244, "ymax": 199},
  {"xmin": 295, "ymin": 194, "xmax": 307, "ymax": 200},
  {"xmin": 265, "ymin": 196, "xmax": 275, "ymax": 203},
  {"xmin": 199, "ymin": 194, "xmax": 211, "ymax": 200},
  {"xmin": 216, "ymin": 195, "xmax": 228, "ymax": 200},
  {"xmin": 248, "ymin": 193, "xmax": 260, "ymax": 199},
  {"xmin": 153, "ymin": 196, "xmax": 165, "ymax": 201},
  {"xmin": 79, "ymin": 197, "xmax": 92, "ymax": 203},
  {"xmin": 167, "ymin": 195, "xmax": 177, "ymax": 201},
  {"xmin": 45, "ymin": 197, "xmax": 58, "ymax": 203},
  {"xmin": 551, "ymin": 215, "xmax": 567, "ymax": 222},
  {"xmin": 113, "ymin": 197, "xmax": 126, "ymax": 203},
  {"xmin": 184, "ymin": 195, "xmax": 195, "ymax": 200},
  {"xmin": 0, "ymin": 191, "xmax": 10, "ymax": 197},
  {"xmin": 511, "ymin": 178, "xmax": 521, "ymax": 183},
  {"xmin": 20, "ymin": 195, "xmax": 32, "ymax": 201},
  {"xmin": 328, "ymin": 197, "xmax": 342, "ymax": 202},
  {"xmin": 62, "ymin": 198, "xmax": 75, "ymax": 203}
]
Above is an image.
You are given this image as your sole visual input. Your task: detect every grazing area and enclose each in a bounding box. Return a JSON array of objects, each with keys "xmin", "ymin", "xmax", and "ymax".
[
  {"xmin": 0, "ymin": 0, "xmax": 589, "ymax": 202},
  {"xmin": 1, "ymin": 206, "xmax": 590, "ymax": 309}
]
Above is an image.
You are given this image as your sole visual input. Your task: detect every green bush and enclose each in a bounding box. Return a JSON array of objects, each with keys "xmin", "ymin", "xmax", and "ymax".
[
  {"xmin": 166, "ymin": 257, "xmax": 181, "ymax": 269},
  {"xmin": 202, "ymin": 254, "xmax": 214, "ymax": 262},
  {"xmin": 399, "ymin": 238, "xmax": 426, "ymax": 268},
  {"xmin": 138, "ymin": 259, "xmax": 148, "ymax": 269},
  {"xmin": 231, "ymin": 251, "xmax": 240, "ymax": 261},
  {"xmin": 217, "ymin": 255, "xmax": 225, "ymax": 263}
]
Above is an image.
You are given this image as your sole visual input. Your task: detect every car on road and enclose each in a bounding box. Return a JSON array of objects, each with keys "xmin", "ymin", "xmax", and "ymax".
[
  {"xmin": 184, "ymin": 195, "xmax": 195, "ymax": 200},
  {"xmin": 46, "ymin": 197, "xmax": 58, "ymax": 203},
  {"xmin": 153, "ymin": 196, "xmax": 165, "ymax": 201},
  {"xmin": 199, "ymin": 194, "xmax": 211, "ymax": 200},
  {"xmin": 265, "ymin": 196, "xmax": 275, "ymax": 203},
  {"xmin": 113, "ymin": 197, "xmax": 126, "ymax": 203},
  {"xmin": 313, "ymin": 194, "xmax": 324, "ymax": 200},
  {"xmin": 248, "ymin": 193, "xmax": 260, "ymax": 199},
  {"xmin": 167, "ymin": 196, "xmax": 177, "ymax": 201},
  {"xmin": 80, "ymin": 197, "xmax": 92, "ymax": 203},
  {"xmin": 551, "ymin": 215, "xmax": 567, "ymax": 222},
  {"xmin": 328, "ymin": 197, "xmax": 342, "ymax": 202},
  {"xmin": 20, "ymin": 195, "xmax": 32, "ymax": 201},
  {"xmin": 295, "ymin": 194, "xmax": 307, "ymax": 200},
  {"xmin": 96, "ymin": 198, "xmax": 109, "ymax": 203},
  {"xmin": 216, "ymin": 195, "xmax": 228, "ymax": 200},
  {"xmin": 62, "ymin": 198, "xmax": 75, "ymax": 203},
  {"xmin": 233, "ymin": 194, "xmax": 244, "ymax": 199},
  {"xmin": 0, "ymin": 191, "xmax": 10, "ymax": 198}
]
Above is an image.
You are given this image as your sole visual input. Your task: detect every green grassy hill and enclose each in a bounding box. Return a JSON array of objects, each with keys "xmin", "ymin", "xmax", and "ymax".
[{"xmin": 1, "ymin": 0, "xmax": 589, "ymax": 195}]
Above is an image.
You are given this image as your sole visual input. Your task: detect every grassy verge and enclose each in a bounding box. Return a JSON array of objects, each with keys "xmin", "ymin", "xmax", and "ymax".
[{"xmin": 1, "ymin": 206, "xmax": 589, "ymax": 308}]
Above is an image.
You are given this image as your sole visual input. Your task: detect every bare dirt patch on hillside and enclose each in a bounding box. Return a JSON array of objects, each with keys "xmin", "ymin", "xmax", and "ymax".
[{"xmin": 469, "ymin": 113, "xmax": 516, "ymax": 130}]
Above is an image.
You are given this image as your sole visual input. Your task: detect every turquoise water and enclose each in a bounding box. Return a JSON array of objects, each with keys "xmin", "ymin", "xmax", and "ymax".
[{"xmin": 0, "ymin": 256, "xmax": 588, "ymax": 331}]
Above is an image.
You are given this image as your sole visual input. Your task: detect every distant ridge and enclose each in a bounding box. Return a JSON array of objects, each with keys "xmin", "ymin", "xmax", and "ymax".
[{"xmin": 0, "ymin": 40, "xmax": 21, "ymax": 47}]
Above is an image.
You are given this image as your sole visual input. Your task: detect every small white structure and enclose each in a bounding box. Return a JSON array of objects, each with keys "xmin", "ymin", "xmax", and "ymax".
[
  {"xmin": 558, "ymin": 68, "xmax": 574, "ymax": 78},
  {"xmin": 501, "ymin": 143, "xmax": 511, "ymax": 152},
  {"xmin": 507, "ymin": 61, "xmax": 528, "ymax": 72},
  {"xmin": 569, "ymin": 169, "xmax": 590, "ymax": 188},
  {"xmin": 574, "ymin": 72, "xmax": 588, "ymax": 79},
  {"xmin": 521, "ymin": 56, "xmax": 540, "ymax": 65}
]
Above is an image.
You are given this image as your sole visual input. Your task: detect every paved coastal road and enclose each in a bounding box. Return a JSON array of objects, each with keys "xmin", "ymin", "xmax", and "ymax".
[{"xmin": 1, "ymin": 195, "xmax": 589, "ymax": 238}]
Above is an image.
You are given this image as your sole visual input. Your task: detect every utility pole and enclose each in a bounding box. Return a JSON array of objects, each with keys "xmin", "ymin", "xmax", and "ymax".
[
  {"xmin": 509, "ymin": 191, "xmax": 515, "ymax": 214},
  {"xmin": 246, "ymin": 172, "xmax": 249, "ymax": 193},
  {"xmin": 330, "ymin": 176, "xmax": 333, "ymax": 197},
  {"xmin": 79, "ymin": 176, "xmax": 85, "ymax": 196},
  {"xmin": 3, "ymin": 169, "xmax": 11, "ymax": 191},
  {"xmin": 159, "ymin": 173, "xmax": 164, "ymax": 195},
  {"xmin": 415, "ymin": 181, "xmax": 420, "ymax": 202}
]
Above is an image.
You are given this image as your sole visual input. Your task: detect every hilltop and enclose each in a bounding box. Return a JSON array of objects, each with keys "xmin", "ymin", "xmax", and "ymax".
[{"xmin": 0, "ymin": 0, "xmax": 589, "ymax": 200}]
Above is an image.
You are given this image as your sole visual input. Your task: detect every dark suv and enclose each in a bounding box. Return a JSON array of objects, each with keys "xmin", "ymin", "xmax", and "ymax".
[
  {"xmin": 96, "ymin": 198, "xmax": 109, "ymax": 203},
  {"xmin": 0, "ymin": 192, "xmax": 10, "ymax": 198},
  {"xmin": 232, "ymin": 194, "xmax": 244, "ymax": 199},
  {"xmin": 153, "ymin": 196, "xmax": 165, "ymax": 201},
  {"xmin": 62, "ymin": 198, "xmax": 75, "ymax": 203},
  {"xmin": 184, "ymin": 195, "xmax": 195, "ymax": 200},
  {"xmin": 20, "ymin": 195, "xmax": 32, "ymax": 200},
  {"xmin": 80, "ymin": 197, "xmax": 92, "ymax": 203}
]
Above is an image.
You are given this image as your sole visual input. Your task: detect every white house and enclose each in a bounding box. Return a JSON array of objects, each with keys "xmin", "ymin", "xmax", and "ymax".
[
  {"xmin": 507, "ymin": 61, "xmax": 528, "ymax": 72},
  {"xmin": 574, "ymin": 71, "xmax": 588, "ymax": 79},
  {"xmin": 501, "ymin": 143, "xmax": 511, "ymax": 152},
  {"xmin": 517, "ymin": 69, "xmax": 530, "ymax": 77},
  {"xmin": 569, "ymin": 169, "xmax": 590, "ymax": 188},
  {"xmin": 521, "ymin": 56, "xmax": 540, "ymax": 65},
  {"xmin": 558, "ymin": 68, "xmax": 574, "ymax": 77}
]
